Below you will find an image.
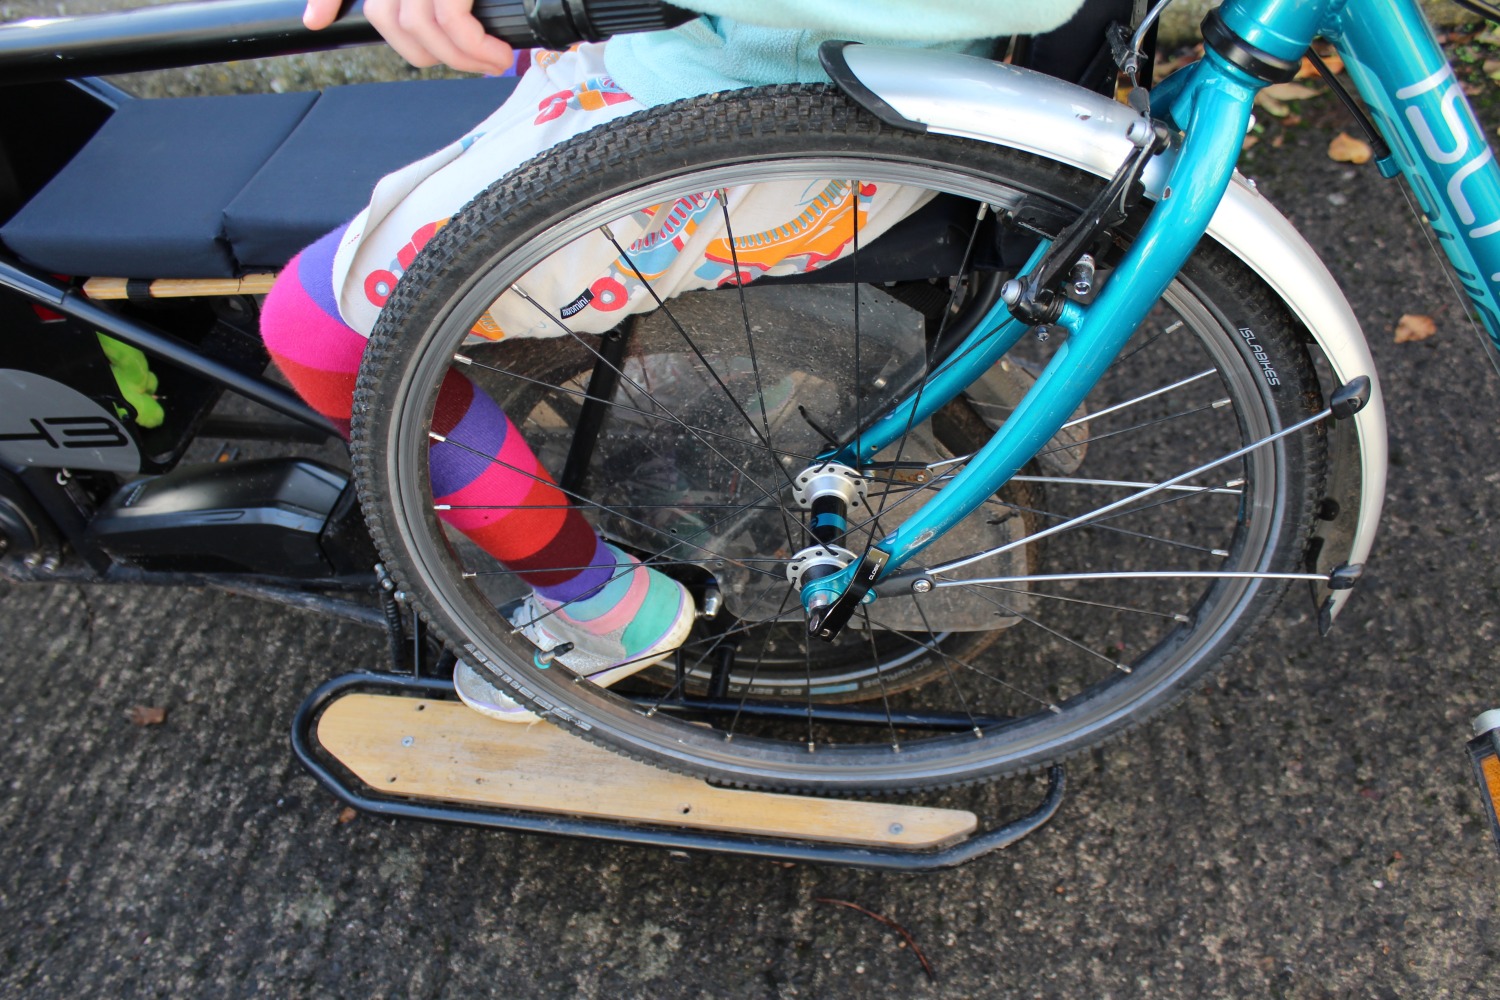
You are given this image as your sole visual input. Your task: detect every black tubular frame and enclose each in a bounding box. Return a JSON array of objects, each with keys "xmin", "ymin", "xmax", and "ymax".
[
  {"xmin": 0, "ymin": 0, "xmax": 1072, "ymax": 866},
  {"xmin": 0, "ymin": 256, "xmax": 337, "ymax": 435},
  {"xmin": 291, "ymin": 672, "xmax": 1067, "ymax": 871},
  {"xmin": 0, "ymin": 0, "xmax": 692, "ymax": 85},
  {"xmin": 0, "ymin": 0, "xmax": 383, "ymax": 85}
]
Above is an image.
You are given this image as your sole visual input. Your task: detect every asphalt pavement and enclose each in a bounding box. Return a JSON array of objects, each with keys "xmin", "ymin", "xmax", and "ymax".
[{"xmin": 2, "ymin": 7, "xmax": 1499, "ymax": 998}]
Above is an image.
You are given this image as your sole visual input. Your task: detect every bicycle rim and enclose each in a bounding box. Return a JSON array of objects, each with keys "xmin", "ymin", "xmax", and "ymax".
[{"xmin": 356, "ymin": 110, "xmax": 1319, "ymax": 791}]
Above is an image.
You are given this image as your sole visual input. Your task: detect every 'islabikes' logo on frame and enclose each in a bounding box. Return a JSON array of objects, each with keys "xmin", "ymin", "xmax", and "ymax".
[
  {"xmin": 1238, "ymin": 327, "xmax": 1280, "ymax": 386},
  {"xmin": 1396, "ymin": 64, "xmax": 1500, "ymax": 246}
]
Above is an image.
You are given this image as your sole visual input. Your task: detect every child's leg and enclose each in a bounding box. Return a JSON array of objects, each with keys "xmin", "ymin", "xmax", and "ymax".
[{"xmin": 261, "ymin": 228, "xmax": 693, "ymax": 720}]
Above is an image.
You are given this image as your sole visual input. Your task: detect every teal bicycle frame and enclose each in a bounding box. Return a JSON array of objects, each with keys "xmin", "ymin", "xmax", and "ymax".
[{"xmin": 807, "ymin": 0, "xmax": 1500, "ymax": 618}]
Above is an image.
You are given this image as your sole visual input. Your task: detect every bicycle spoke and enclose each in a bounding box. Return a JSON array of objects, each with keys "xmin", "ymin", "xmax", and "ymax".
[
  {"xmin": 715, "ymin": 188, "xmax": 783, "ymax": 473},
  {"xmin": 457, "ymin": 353, "xmax": 824, "ymax": 465},
  {"xmin": 857, "ymin": 603, "xmax": 904, "ymax": 751},
  {"xmin": 968, "ymin": 586, "xmax": 1133, "ymax": 674},
  {"xmin": 981, "ymin": 495, "xmax": 1232, "ymax": 558},
  {"xmin": 1007, "ymin": 474, "xmax": 1242, "ymax": 496},
  {"xmin": 929, "ymin": 404, "xmax": 1329, "ymax": 575},
  {"xmin": 1112, "ymin": 318, "xmax": 1185, "ymax": 369},
  {"xmin": 943, "ymin": 569, "xmax": 1328, "ymax": 586},
  {"xmin": 911, "ymin": 599, "xmax": 982, "ymax": 736},
  {"xmin": 1058, "ymin": 368, "xmax": 1217, "ymax": 430},
  {"xmin": 962, "ymin": 582, "xmax": 1192, "ymax": 622},
  {"xmin": 1038, "ymin": 399, "xmax": 1227, "ymax": 458},
  {"xmin": 724, "ymin": 586, "xmax": 798, "ymax": 740},
  {"xmin": 509, "ymin": 285, "xmax": 788, "ymax": 514},
  {"xmin": 863, "ymin": 608, "xmax": 1060, "ymax": 715}
]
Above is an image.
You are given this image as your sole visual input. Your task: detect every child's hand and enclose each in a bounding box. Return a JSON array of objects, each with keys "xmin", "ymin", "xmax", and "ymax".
[{"xmin": 302, "ymin": 0, "xmax": 515, "ymax": 76}]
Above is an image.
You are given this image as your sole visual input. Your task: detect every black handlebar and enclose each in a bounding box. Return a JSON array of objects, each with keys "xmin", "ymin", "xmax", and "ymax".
[{"xmin": 0, "ymin": 0, "xmax": 692, "ymax": 85}]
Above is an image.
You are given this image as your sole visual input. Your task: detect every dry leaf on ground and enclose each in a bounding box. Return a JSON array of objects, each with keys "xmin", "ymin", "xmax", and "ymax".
[
  {"xmin": 1254, "ymin": 92, "xmax": 1290, "ymax": 117},
  {"xmin": 1329, "ymin": 132, "xmax": 1373, "ymax": 164},
  {"xmin": 1297, "ymin": 52, "xmax": 1344, "ymax": 78},
  {"xmin": 337, "ymin": 807, "xmax": 358, "ymax": 825},
  {"xmin": 126, "ymin": 705, "xmax": 167, "ymax": 726},
  {"xmin": 1262, "ymin": 82, "xmax": 1321, "ymax": 102},
  {"xmin": 1394, "ymin": 314, "xmax": 1437, "ymax": 343}
]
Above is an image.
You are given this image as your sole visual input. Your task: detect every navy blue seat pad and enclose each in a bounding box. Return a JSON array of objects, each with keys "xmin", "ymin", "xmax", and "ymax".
[
  {"xmin": 226, "ymin": 77, "xmax": 520, "ymax": 271},
  {"xmin": 0, "ymin": 76, "xmax": 518, "ymax": 279}
]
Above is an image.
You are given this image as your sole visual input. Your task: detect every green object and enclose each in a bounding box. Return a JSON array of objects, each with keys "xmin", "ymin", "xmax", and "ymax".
[{"xmin": 96, "ymin": 333, "xmax": 164, "ymax": 428}]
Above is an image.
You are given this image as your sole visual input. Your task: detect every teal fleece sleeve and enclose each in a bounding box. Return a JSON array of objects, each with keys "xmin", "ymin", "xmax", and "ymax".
[
  {"xmin": 671, "ymin": 0, "xmax": 1086, "ymax": 42},
  {"xmin": 603, "ymin": 2, "xmax": 1086, "ymax": 107}
]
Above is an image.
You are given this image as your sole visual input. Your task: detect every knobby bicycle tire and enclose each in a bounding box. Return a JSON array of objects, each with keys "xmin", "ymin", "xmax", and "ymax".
[{"xmin": 351, "ymin": 86, "xmax": 1326, "ymax": 793}]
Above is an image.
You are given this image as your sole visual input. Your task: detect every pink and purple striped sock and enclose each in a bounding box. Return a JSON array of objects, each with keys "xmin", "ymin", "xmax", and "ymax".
[{"xmin": 261, "ymin": 229, "xmax": 616, "ymax": 605}]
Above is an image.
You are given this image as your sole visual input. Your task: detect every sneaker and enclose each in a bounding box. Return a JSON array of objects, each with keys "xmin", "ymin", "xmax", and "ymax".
[
  {"xmin": 453, "ymin": 660, "xmax": 544, "ymax": 724},
  {"xmin": 454, "ymin": 548, "xmax": 696, "ymax": 724}
]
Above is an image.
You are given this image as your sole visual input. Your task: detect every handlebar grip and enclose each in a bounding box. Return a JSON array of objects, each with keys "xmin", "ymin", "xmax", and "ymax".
[
  {"xmin": 471, "ymin": 0, "xmax": 694, "ymax": 49},
  {"xmin": 0, "ymin": 0, "xmax": 693, "ymax": 86}
]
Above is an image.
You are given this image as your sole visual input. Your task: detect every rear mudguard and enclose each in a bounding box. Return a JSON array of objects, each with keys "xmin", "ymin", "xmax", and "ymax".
[{"xmin": 829, "ymin": 43, "xmax": 1386, "ymax": 627}]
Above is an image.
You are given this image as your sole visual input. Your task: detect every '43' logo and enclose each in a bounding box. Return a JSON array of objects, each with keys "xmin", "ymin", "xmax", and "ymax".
[{"xmin": 0, "ymin": 416, "xmax": 128, "ymax": 450}]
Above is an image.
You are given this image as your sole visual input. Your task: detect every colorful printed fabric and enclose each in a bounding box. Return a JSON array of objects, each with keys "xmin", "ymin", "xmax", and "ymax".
[
  {"xmin": 326, "ymin": 42, "xmax": 931, "ymax": 341},
  {"xmin": 268, "ymin": 39, "xmax": 936, "ymax": 614}
]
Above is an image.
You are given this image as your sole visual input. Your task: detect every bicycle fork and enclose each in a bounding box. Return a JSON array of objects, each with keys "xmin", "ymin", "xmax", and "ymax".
[{"xmin": 802, "ymin": 0, "xmax": 1355, "ymax": 639}]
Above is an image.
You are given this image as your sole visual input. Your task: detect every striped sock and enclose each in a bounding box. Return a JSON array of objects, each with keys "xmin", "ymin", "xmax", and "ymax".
[{"xmin": 260, "ymin": 230, "xmax": 617, "ymax": 604}]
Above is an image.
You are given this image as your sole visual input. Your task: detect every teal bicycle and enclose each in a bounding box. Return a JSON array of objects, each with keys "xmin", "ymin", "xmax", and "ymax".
[{"xmin": 2, "ymin": 0, "xmax": 1488, "ymax": 796}]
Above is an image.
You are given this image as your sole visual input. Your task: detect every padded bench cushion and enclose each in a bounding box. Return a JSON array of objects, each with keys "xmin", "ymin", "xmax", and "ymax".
[
  {"xmin": 224, "ymin": 77, "xmax": 519, "ymax": 271},
  {"xmin": 0, "ymin": 76, "xmax": 519, "ymax": 279},
  {"xmin": 2, "ymin": 91, "xmax": 316, "ymax": 278}
]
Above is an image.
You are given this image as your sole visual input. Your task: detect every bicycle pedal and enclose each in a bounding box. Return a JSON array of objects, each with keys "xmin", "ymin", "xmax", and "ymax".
[{"xmin": 1468, "ymin": 710, "xmax": 1500, "ymax": 857}]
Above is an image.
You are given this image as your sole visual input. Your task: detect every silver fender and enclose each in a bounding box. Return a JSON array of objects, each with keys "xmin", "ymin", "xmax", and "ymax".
[{"xmin": 835, "ymin": 44, "xmax": 1386, "ymax": 625}]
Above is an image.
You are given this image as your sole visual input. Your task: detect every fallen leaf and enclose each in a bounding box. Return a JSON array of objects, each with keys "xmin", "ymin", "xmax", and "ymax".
[
  {"xmin": 1242, "ymin": 135, "xmax": 1260, "ymax": 151},
  {"xmin": 337, "ymin": 806, "xmax": 358, "ymax": 825},
  {"xmin": 1254, "ymin": 92, "xmax": 1290, "ymax": 117},
  {"xmin": 1262, "ymin": 82, "xmax": 1321, "ymax": 102},
  {"xmin": 1328, "ymin": 132, "xmax": 1373, "ymax": 164},
  {"xmin": 1152, "ymin": 43, "xmax": 1204, "ymax": 83},
  {"xmin": 1296, "ymin": 52, "xmax": 1344, "ymax": 79},
  {"xmin": 126, "ymin": 705, "xmax": 167, "ymax": 726},
  {"xmin": 1394, "ymin": 314, "xmax": 1437, "ymax": 343},
  {"xmin": 1486, "ymin": 59, "xmax": 1500, "ymax": 83},
  {"xmin": 814, "ymin": 898, "xmax": 936, "ymax": 982}
]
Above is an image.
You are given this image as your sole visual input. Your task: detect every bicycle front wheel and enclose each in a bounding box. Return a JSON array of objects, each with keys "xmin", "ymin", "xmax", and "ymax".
[{"xmin": 353, "ymin": 86, "xmax": 1326, "ymax": 792}]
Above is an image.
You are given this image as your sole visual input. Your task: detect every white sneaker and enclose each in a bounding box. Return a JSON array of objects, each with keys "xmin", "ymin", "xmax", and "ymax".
[{"xmin": 454, "ymin": 548, "xmax": 695, "ymax": 723}]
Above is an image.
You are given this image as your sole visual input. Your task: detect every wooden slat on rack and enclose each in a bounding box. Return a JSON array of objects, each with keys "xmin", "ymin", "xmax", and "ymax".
[
  {"xmin": 83, "ymin": 274, "xmax": 278, "ymax": 300},
  {"xmin": 318, "ymin": 693, "xmax": 978, "ymax": 849}
]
